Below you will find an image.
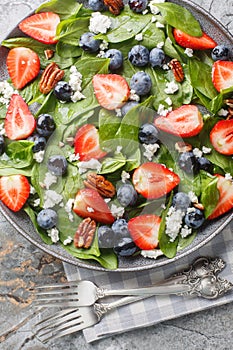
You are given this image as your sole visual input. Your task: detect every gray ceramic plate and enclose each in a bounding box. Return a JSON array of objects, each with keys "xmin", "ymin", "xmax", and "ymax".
[{"xmin": 0, "ymin": 0, "xmax": 232, "ymax": 271}]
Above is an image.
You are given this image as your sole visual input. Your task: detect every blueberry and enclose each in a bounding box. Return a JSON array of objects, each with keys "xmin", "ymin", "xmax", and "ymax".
[
  {"xmin": 211, "ymin": 45, "xmax": 230, "ymax": 61},
  {"xmin": 149, "ymin": 48, "xmax": 165, "ymax": 68},
  {"xmin": 178, "ymin": 151, "xmax": 199, "ymax": 175},
  {"xmin": 112, "ymin": 218, "xmax": 130, "ymax": 239},
  {"xmin": 54, "ymin": 81, "xmax": 73, "ymax": 102},
  {"xmin": 138, "ymin": 123, "xmax": 159, "ymax": 144},
  {"xmin": 105, "ymin": 49, "xmax": 123, "ymax": 70},
  {"xmin": 121, "ymin": 101, "xmax": 139, "ymax": 116},
  {"xmin": 47, "ymin": 155, "xmax": 68, "ymax": 176},
  {"xmin": 128, "ymin": 0, "xmax": 148, "ymax": 13},
  {"xmin": 117, "ymin": 183, "xmax": 137, "ymax": 207},
  {"xmin": 88, "ymin": 0, "xmax": 106, "ymax": 11},
  {"xmin": 98, "ymin": 225, "xmax": 116, "ymax": 248},
  {"xmin": 36, "ymin": 114, "xmax": 56, "ymax": 137},
  {"xmin": 172, "ymin": 192, "xmax": 191, "ymax": 212},
  {"xmin": 184, "ymin": 208, "xmax": 205, "ymax": 229},
  {"xmin": 37, "ymin": 208, "xmax": 58, "ymax": 230},
  {"xmin": 128, "ymin": 45, "xmax": 149, "ymax": 67},
  {"xmin": 27, "ymin": 134, "xmax": 47, "ymax": 153},
  {"xmin": 79, "ymin": 32, "xmax": 101, "ymax": 53},
  {"xmin": 0, "ymin": 135, "xmax": 5, "ymax": 155},
  {"xmin": 197, "ymin": 157, "xmax": 214, "ymax": 173},
  {"xmin": 130, "ymin": 71, "xmax": 152, "ymax": 95},
  {"xmin": 113, "ymin": 237, "xmax": 139, "ymax": 256}
]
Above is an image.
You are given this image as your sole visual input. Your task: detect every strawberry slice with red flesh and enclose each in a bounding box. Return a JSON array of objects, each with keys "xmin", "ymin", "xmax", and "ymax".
[
  {"xmin": 19, "ymin": 12, "xmax": 60, "ymax": 44},
  {"xmin": 210, "ymin": 119, "xmax": 233, "ymax": 155},
  {"xmin": 4, "ymin": 94, "xmax": 36, "ymax": 140},
  {"xmin": 73, "ymin": 188, "xmax": 115, "ymax": 225},
  {"xmin": 74, "ymin": 124, "xmax": 107, "ymax": 161},
  {"xmin": 128, "ymin": 214, "xmax": 161, "ymax": 250},
  {"xmin": 0, "ymin": 175, "xmax": 30, "ymax": 212},
  {"xmin": 212, "ymin": 61, "xmax": 233, "ymax": 92},
  {"xmin": 208, "ymin": 175, "xmax": 233, "ymax": 219},
  {"xmin": 92, "ymin": 74, "xmax": 130, "ymax": 110},
  {"xmin": 173, "ymin": 28, "xmax": 217, "ymax": 50},
  {"xmin": 6, "ymin": 47, "xmax": 40, "ymax": 90},
  {"xmin": 154, "ymin": 104, "xmax": 203, "ymax": 138},
  {"xmin": 132, "ymin": 162, "xmax": 180, "ymax": 199}
]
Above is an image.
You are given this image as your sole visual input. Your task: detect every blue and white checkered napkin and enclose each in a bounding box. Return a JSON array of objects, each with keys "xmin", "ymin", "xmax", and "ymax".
[{"xmin": 63, "ymin": 222, "xmax": 233, "ymax": 343}]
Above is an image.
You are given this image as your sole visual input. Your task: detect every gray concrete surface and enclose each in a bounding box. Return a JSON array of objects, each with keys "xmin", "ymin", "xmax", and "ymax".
[{"xmin": 0, "ymin": 0, "xmax": 233, "ymax": 349}]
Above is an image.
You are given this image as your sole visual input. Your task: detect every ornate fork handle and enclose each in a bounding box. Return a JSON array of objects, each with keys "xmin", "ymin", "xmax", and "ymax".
[{"xmin": 95, "ymin": 257, "xmax": 233, "ymax": 301}]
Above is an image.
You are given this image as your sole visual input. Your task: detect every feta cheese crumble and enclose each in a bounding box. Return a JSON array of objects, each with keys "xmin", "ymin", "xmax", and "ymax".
[
  {"xmin": 129, "ymin": 89, "xmax": 140, "ymax": 102},
  {"xmin": 157, "ymin": 41, "xmax": 164, "ymax": 49},
  {"xmin": 218, "ymin": 108, "xmax": 228, "ymax": 117},
  {"xmin": 121, "ymin": 170, "xmax": 130, "ymax": 183},
  {"xmin": 202, "ymin": 146, "xmax": 212, "ymax": 154},
  {"xmin": 149, "ymin": 0, "xmax": 165, "ymax": 14},
  {"xmin": 192, "ymin": 147, "xmax": 202, "ymax": 158},
  {"xmin": 135, "ymin": 33, "xmax": 143, "ymax": 41},
  {"xmin": 165, "ymin": 97, "xmax": 172, "ymax": 106},
  {"xmin": 157, "ymin": 104, "xmax": 172, "ymax": 116},
  {"xmin": 141, "ymin": 249, "xmax": 164, "ymax": 259},
  {"xmin": 48, "ymin": 227, "xmax": 60, "ymax": 243},
  {"xmin": 180, "ymin": 225, "xmax": 192, "ymax": 238},
  {"xmin": 44, "ymin": 172, "xmax": 57, "ymax": 189},
  {"xmin": 89, "ymin": 12, "xmax": 111, "ymax": 34},
  {"xmin": 0, "ymin": 80, "xmax": 17, "ymax": 106},
  {"xmin": 77, "ymin": 159, "xmax": 102, "ymax": 174},
  {"xmin": 164, "ymin": 81, "xmax": 179, "ymax": 94},
  {"xmin": 225, "ymin": 173, "xmax": 233, "ymax": 181},
  {"xmin": 143, "ymin": 143, "xmax": 160, "ymax": 161},
  {"xmin": 87, "ymin": 206, "xmax": 95, "ymax": 213},
  {"xmin": 184, "ymin": 48, "xmax": 194, "ymax": 57},
  {"xmin": 68, "ymin": 151, "xmax": 80, "ymax": 162},
  {"xmin": 64, "ymin": 198, "xmax": 75, "ymax": 222},
  {"xmin": 188, "ymin": 191, "xmax": 198, "ymax": 203},
  {"xmin": 69, "ymin": 66, "xmax": 85, "ymax": 102},
  {"xmin": 43, "ymin": 190, "xmax": 63, "ymax": 209},
  {"xmin": 165, "ymin": 206, "xmax": 184, "ymax": 242},
  {"xmin": 33, "ymin": 150, "xmax": 45, "ymax": 163},
  {"xmin": 63, "ymin": 236, "xmax": 73, "ymax": 245},
  {"xmin": 110, "ymin": 204, "xmax": 125, "ymax": 218}
]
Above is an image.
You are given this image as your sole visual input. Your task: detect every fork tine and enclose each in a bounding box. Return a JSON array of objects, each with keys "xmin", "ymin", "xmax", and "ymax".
[
  {"xmin": 33, "ymin": 281, "xmax": 80, "ymax": 290},
  {"xmin": 35, "ymin": 286, "xmax": 79, "ymax": 296},
  {"xmin": 34, "ymin": 301, "xmax": 81, "ymax": 308}
]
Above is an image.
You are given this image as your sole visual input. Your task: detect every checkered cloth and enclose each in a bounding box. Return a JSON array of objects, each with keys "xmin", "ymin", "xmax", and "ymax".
[{"xmin": 64, "ymin": 222, "xmax": 233, "ymax": 343}]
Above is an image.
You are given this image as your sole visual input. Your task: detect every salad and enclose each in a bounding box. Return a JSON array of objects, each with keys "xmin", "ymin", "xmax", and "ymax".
[{"xmin": 0, "ymin": 0, "xmax": 232, "ymax": 269}]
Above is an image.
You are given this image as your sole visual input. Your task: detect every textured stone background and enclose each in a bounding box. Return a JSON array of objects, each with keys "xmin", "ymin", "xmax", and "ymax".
[{"xmin": 0, "ymin": 1, "xmax": 233, "ymax": 349}]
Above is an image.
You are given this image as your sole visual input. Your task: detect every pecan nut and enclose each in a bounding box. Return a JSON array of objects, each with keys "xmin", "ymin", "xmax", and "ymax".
[
  {"xmin": 104, "ymin": 0, "xmax": 124, "ymax": 15},
  {"xmin": 175, "ymin": 141, "xmax": 193, "ymax": 153},
  {"xmin": 84, "ymin": 173, "xmax": 116, "ymax": 198},
  {"xmin": 169, "ymin": 59, "xmax": 185, "ymax": 83},
  {"xmin": 44, "ymin": 49, "xmax": 55, "ymax": 60},
  {"xmin": 74, "ymin": 217, "xmax": 96, "ymax": 249},
  {"xmin": 39, "ymin": 62, "xmax": 65, "ymax": 94}
]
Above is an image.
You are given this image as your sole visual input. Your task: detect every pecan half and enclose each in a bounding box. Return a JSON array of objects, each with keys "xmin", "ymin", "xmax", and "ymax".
[
  {"xmin": 74, "ymin": 217, "xmax": 96, "ymax": 249},
  {"xmin": 104, "ymin": 0, "xmax": 124, "ymax": 15},
  {"xmin": 175, "ymin": 141, "xmax": 193, "ymax": 153},
  {"xmin": 39, "ymin": 62, "xmax": 65, "ymax": 94},
  {"xmin": 84, "ymin": 173, "xmax": 116, "ymax": 198},
  {"xmin": 193, "ymin": 202, "xmax": 205, "ymax": 211},
  {"xmin": 44, "ymin": 49, "xmax": 55, "ymax": 60},
  {"xmin": 169, "ymin": 59, "xmax": 184, "ymax": 83}
]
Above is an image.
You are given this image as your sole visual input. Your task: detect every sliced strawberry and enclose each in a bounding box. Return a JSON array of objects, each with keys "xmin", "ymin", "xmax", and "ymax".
[
  {"xmin": 128, "ymin": 214, "xmax": 161, "ymax": 250},
  {"xmin": 173, "ymin": 28, "xmax": 217, "ymax": 50},
  {"xmin": 6, "ymin": 47, "xmax": 40, "ymax": 89},
  {"xmin": 0, "ymin": 175, "xmax": 30, "ymax": 212},
  {"xmin": 212, "ymin": 61, "xmax": 233, "ymax": 92},
  {"xmin": 154, "ymin": 104, "xmax": 203, "ymax": 137},
  {"xmin": 208, "ymin": 175, "xmax": 233, "ymax": 219},
  {"xmin": 74, "ymin": 124, "xmax": 107, "ymax": 161},
  {"xmin": 4, "ymin": 94, "xmax": 36, "ymax": 140},
  {"xmin": 92, "ymin": 74, "xmax": 130, "ymax": 110},
  {"xmin": 132, "ymin": 162, "xmax": 180, "ymax": 199},
  {"xmin": 73, "ymin": 188, "xmax": 115, "ymax": 224},
  {"xmin": 19, "ymin": 12, "xmax": 60, "ymax": 44},
  {"xmin": 210, "ymin": 119, "xmax": 233, "ymax": 155}
]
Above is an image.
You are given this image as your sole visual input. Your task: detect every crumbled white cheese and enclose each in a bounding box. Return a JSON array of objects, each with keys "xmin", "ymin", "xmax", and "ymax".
[
  {"xmin": 192, "ymin": 147, "xmax": 202, "ymax": 158},
  {"xmin": 64, "ymin": 198, "xmax": 75, "ymax": 222},
  {"xmin": 225, "ymin": 173, "xmax": 233, "ymax": 181},
  {"xmin": 129, "ymin": 89, "xmax": 140, "ymax": 102},
  {"xmin": 162, "ymin": 63, "xmax": 169, "ymax": 70},
  {"xmin": 87, "ymin": 206, "xmax": 95, "ymax": 213},
  {"xmin": 63, "ymin": 236, "xmax": 73, "ymax": 245},
  {"xmin": 44, "ymin": 172, "xmax": 57, "ymax": 190},
  {"xmin": 157, "ymin": 41, "xmax": 164, "ymax": 49},
  {"xmin": 115, "ymin": 108, "xmax": 122, "ymax": 117},
  {"xmin": 89, "ymin": 12, "xmax": 111, "ymax": 34},
  {"xmin": 202, "ymin": 146, "xmax": 212, "ymax": 154},
  {"xmin": 151, "ymin": 16, "xmax": 157, "ymax": 23},
  {"xmin": 33, "ymin": 150, "xmax": 45, "ymax": 163},
  {"xmin": 180, "ymin": 225, "xmax": 192, "ymax": 238},
  {"xmin": 30, "ymin": 185, "xmax": 36, "ymax": 195},
  {"xmin": 188, "ymin": 191, "xmax": 198, "ymax": 203},
  {"xmin": 165, "ymin": 97, "xmax": 172, "ymax": 106},
  {"xmin": 43, "ymin": 190, "xmax": 63, "ymax": 209},
  {"xmin": 69, "ymin": 66, "xmax": 86, "ymax": 102},
  {"xmin": 141, "ymin": 249, "xmax": 164, "ymax": 259},
  {"xmin": 110, "ymin": 204, "xmax": 125, "ymax": 218},
  {"xmin": 164, "ymin": 81, "xmax": 179, "ymax": 94},
  {"xmin": 100, "ymin": 40, "xmax": 109, "ymax": 51},
  {"xmin": 156, "ymin": 22, "xmax": 165, "ymax": 28},
  {"xmin": 143, "ymin": 143, "xmax": 160, "ymax": 161},
  {"xmin": 77, "ymin": 159, "xmax": 102, "ymax": 174},
  {"xmin": 121, "ymin": 170, "xmax": 130, "ymax": 183},
  {"xmin": 33, "ymin": 198, "xmax": 41, "ymax": 207},
  {"xmin": 104, "ymin": 198, "xmax": 111, "ymax": 203},
  {"xmin": 149, "ymin": 0, "xmax": 165, "ymax": 15},
  {"xmin": 48, "ymin": 227, "xmax": 60, "ymax": 243},
  {"xmin": 71, "ymin": 90, "xmax": 86, "ymax": 103},
  {"xmin": 135, "ymin": 33, "xmax": 143, "ymax": 41},
  {"xmin": 0, "ymin": 80, "xmax": 17, "ymax": 106},
  {"xmin": 184, "ymin": 48, "xmax": 194, "ymax": 57},
  {"xmin": 187, "ymin": 206, "xmax": 196, "ymax": 213},
  {"xmin": 218, "ymin": 108, "xmax": 228, "ymax": 117},
  {"xmin": 157, "ymin": 104, "xmax": 172, "ymax": 116},
  {"xmin": 165, "ymin": 207, "xmax": 184, "ymax": 242},
  {"xmin": 142, "ymin": 9, "xmax": 149, "ymax": 15},
  {"xmin": 68, "ymin": 152, "xmax": 80, "ymax": 162}
]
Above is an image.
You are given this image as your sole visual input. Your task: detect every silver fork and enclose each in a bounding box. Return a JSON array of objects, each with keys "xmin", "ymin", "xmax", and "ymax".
[{"xmin": 32, "ymin": 257, "xmax": 233, "ymax": 308}]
